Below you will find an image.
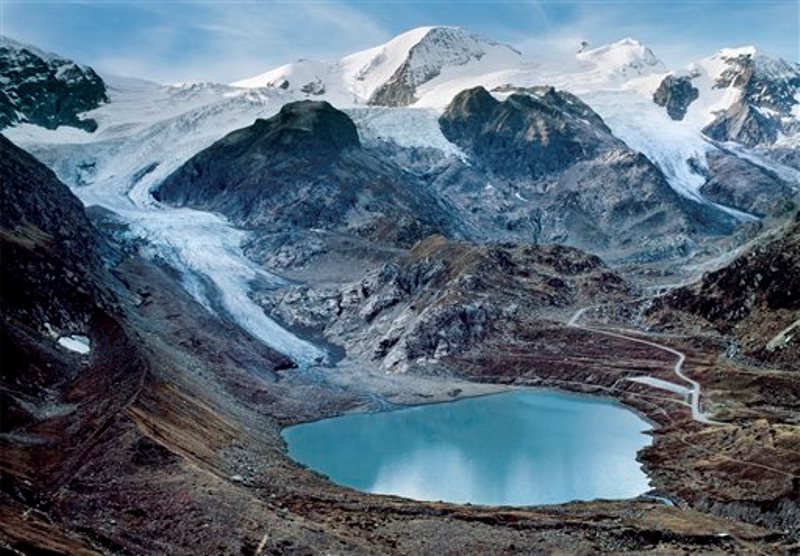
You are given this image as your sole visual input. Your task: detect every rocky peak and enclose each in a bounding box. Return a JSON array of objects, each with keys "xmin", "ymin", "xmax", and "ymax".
[
  {"xmin": 439, "ymin": 85, "xmax": 615, "ymax": 179},
  {"xmin": 155, "ymin": 101, "xmax": 454, "ymax": 246},
  {"xmin": 439, "ymin": 85, "xmax": 498, "ymax": 122},
  {"xmin": 249, "ymin": 100, "xmax": 360, "ymax": 155},
  {"xmin": 0, "ymin": 36, "xmax": 107, "ymax": 131}
]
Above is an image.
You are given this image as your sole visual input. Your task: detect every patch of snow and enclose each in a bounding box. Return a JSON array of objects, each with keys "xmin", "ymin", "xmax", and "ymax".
[
  {"xmin": 57, "ymin": 335, "xmax": 91, "ymax": 354},
  {"xmin": 628, "ymin": 376, "xmax": 690, "ymax": 396}
]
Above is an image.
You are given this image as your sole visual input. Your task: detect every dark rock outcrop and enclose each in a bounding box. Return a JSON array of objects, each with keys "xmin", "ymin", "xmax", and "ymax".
[
  {"xmin": 653, "ymin": 75, "xmax": 699, "ymax": 120},
  {"xmin": 0, "ymin": 37, "xmax": 107, "ymax": 131},
  {"xmin": 156, "ymin": 100, "xmax": 459, "ymax": 247}
]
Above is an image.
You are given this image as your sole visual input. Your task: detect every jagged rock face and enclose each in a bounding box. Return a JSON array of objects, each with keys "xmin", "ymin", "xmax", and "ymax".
[
  {"xmin": 702, "ymin": 52, "xmax": 800, "ymax": 147},
  {"xmin": 715, "ymin": 53, "xmax": 798, "ymax": 114},
  {"xmin": 155, "ymin": 100, "xmax": 458, "ymax": 247},
  {"xmin": 368, "ymin": 27, "xmax": 519, "ymax": 107},
  {"xmin": 650, "ymin": 213, "xmax": 800, "ymax": 371},
  {"xmin": 0, "ymin": 37, "xmax": 107, "ymax": 131},
  {"xmin": 256, "ymin": 235, "xmax": 631, "ymax": 372},
  {"xmin": 700, "ymin": 150, "xmax": 797, "ymax": 217},
  {"xmin": 436, "ymin": 86, "xmax": 716, "ymax": 259},
  {"xmin": 653, "ymin": 75, "xmax": 699, "ymax": 120}
]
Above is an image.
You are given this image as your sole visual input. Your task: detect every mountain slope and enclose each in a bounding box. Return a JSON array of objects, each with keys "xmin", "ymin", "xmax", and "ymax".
[
  {"xmin": 0, "ymin": 133, "xmax": 145, "ymax": 500},
  {"xmin": 649, "ymin": 212, "xmax": 800, "ymax": 371}
]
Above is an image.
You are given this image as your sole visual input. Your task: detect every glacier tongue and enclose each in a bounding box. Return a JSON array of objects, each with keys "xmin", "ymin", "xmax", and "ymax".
[
  {"xmin": 122, "ymin": 206, "xmax": 328, "ymax": 367},
  {"xmin": 5, "ymin": 79, "xmax": 329, "ymax": 368}
]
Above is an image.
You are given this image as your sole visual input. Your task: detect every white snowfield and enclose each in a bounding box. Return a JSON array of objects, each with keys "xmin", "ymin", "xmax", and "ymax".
[
  {"xmin": 4, "ymin": 27, "xmax": 798, "ymax": 365},
  {"xmin": 627, "ymin": 376, "xmax": 691, "ymax": 397},
  {"xmin": 57, "ymin": 335, "xmax": 91, "ymax": 355}
]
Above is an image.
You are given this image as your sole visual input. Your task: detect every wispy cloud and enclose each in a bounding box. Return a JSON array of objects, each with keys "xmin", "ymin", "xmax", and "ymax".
[
  {"xmin": 511, "ymin": 0, "xmax": 798, "ymax": 67},
  {"xmin": 6, "ymin": 1, "xmax": 391, "ymax": 83}
]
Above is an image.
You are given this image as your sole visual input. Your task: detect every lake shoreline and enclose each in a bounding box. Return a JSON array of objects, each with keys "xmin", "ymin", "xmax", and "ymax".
[{"xmin": 282, "ymin": 388, "xmax": 654, "ymax": 507}]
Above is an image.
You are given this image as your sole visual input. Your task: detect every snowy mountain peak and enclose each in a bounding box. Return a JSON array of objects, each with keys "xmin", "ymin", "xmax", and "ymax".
[
  {"xmin": 576, "ymin": 37, "xmax": 666, "ymax": 78},
  {"xmin": 694, "ymin": 46, "xmax": 799, "ymax": 84},
  {"xmin": 233, "ymin": 26, "xmax": 521, "ymax": 107},
  {"xmin": 678, "ymin": 45, "xmax": 800, "ymax": 147},
  {"xmin": 362, "ymin": 26, "xmax": 521, "ymax": 106}
]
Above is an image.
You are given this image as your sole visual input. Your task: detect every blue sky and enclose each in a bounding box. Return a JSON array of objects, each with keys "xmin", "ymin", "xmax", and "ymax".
[{"xmin": 1, "ymin": 1, "xmax": 797, "ymax": 83}]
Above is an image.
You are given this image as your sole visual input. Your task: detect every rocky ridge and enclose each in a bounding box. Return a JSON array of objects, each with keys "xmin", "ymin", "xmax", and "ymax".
[{"xmin": 0, "ymin": 36, "xmax": 107, "ymax": 131}]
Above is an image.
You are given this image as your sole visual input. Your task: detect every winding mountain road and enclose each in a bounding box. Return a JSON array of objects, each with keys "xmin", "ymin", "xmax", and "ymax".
[{"xmin": 568, "ymin": 306, "xmax": 720, "ymax": 425}]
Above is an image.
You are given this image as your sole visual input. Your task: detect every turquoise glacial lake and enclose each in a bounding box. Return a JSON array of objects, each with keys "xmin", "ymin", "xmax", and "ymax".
[{"xmin": 283, "ymin": 390, "xmax": 653, "ymax": 506}]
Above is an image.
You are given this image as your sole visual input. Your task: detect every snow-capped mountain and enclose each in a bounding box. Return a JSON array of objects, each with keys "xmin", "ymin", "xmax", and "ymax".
[
  {"xmin": 232, "ymin": 26, "xmax": 522, "ymax": 106},
  {"xmin": 2, "ymin": 27, "xmax": 798, "ymax": 263}
]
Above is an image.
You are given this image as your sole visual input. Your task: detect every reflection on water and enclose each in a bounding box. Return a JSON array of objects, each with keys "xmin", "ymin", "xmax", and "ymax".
[{"xmin": 283, "ymin": 390, "xmax": 652, "ymax": 505}]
